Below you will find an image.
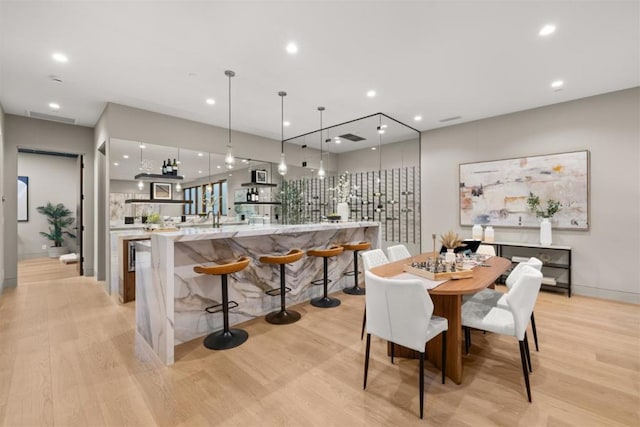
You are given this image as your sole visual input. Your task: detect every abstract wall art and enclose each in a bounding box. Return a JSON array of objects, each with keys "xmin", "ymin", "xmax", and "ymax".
[{"xmin": 459, "ymin": 151, "xmax": 589, "ymax": 229}]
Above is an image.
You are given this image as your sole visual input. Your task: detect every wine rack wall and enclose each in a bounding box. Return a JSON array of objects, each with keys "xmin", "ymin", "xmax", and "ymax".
[{"xmin": 280, "ymin": 166, "xmax": 420, "ymax": 245}]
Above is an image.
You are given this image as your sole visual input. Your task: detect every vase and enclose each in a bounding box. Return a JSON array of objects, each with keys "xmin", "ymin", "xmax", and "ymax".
[
  {"xmin": 484, "ymin": 226, "xmax": 495, "ymax": 243},
  {"xmin": 540, "ymin": 218, "xmax": 552, "ymax": 246},
  {"xmin": 472, "ymin": 224, "xmax": 483, "ymax": 240},
  {"xmin": 336, "ymin": 202, "xmax": 349, "ymax": 222},
  {"xmin": 445, "ymin": 249, "xmax": 456, "ymax": 264}
]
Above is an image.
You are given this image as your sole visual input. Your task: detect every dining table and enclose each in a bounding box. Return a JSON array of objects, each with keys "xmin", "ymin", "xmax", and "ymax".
[{"xmin": 369, "ymin": 253, "xmax": 512, "ymax": 384}]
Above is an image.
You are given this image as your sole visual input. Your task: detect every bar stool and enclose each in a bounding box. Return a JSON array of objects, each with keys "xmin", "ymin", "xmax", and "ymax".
[
  {"xmin": 341, "ymin": 241, "xmax": 371, "ymax": 295},
  {"xmin": 193, "ymin": 256, "xmax": 251, "ymax": 350},
  {"xmin": 259, "ymin": 249, "xmax": 304, "ymax": 325},
  {"xmin": 307, "ymin": 245, "xmax": 344, "ymax": 308}
]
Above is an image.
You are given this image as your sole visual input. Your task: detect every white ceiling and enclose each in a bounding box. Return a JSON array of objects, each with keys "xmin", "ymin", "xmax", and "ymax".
[{"xmin": 1, "ymin": 1, "xmax": 638, "ymax": 146}]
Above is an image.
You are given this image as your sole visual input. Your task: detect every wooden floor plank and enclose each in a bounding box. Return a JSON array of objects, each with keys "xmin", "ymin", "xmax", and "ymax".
[{"xmin": 0, "ymin": 258, "xmax": 638, "ymax": 426}]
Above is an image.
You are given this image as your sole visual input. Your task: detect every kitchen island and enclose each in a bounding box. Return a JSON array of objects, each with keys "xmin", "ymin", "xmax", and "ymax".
[{"xmin": 135, "ymin": 221, "xmax": 380, "ymax": 365}]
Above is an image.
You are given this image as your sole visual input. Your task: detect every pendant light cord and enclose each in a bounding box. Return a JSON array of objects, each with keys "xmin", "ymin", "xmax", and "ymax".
[{"xmin": 228, "ymin": 73, "xmax": 232, "ymax": 146}]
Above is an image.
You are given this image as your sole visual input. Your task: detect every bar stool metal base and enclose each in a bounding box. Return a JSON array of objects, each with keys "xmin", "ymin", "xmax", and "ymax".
[
  {"xmin": 343, "ymin": 285, "xmax": 366, "ymax": 295},
  {"xmin": 265, "ymin": 309, "xmax": 301, "ymax": 325},
  {"xmin": 310, "ymin": 296, "xmax": 341, "ymax": 308},
  {"xmin": 203, "ymin": 329, "xmax": 249, "ymax": 350}
]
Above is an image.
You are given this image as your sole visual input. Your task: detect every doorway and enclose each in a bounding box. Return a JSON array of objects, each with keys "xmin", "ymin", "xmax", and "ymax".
[{"xmin": 16, "ymin": 148, "xmax": 85, "ymax": 280}]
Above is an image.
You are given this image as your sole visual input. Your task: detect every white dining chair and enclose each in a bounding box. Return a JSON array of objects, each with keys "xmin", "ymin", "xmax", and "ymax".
[
  {"xmin": 466, "ymin": 257, "xmax": 543, "ymax": 351},
  {"xmin": 363, "ymin": 270, "xmax": 448, "ymax": 419},
  {"xmin": 359, "ymin": 249, "xmax": 391, "ymax": 340},
  {"xmin": 461, "ymin": 266, "xmax": 543, "ymax": 402},
  {"xmin": 476, "ymin": 244, "xmax": 496, "ymax": 256},
  {"xmin": 386, "ymin": 244, "xmax": 411, "ymax": 262}
]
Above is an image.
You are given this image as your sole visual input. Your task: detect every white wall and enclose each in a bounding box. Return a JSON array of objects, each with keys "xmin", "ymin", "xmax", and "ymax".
[
  {"xmin": 336, "ymin": 138, "xmax": 420, "ymax": 173},
  {"xmin": 17, "ymin": 152, "xmax": 79, "ymax": 259},
  {"xmin": 3, "ymin": 115, "xmax": 95, "ymax": 287},
  {"xmin": 421, "ymin": 88, "xmax": 640, "ymax": 303},
  {"xmin": 0, "ymin": 104, "xmax": 5, "ymax": 289}
]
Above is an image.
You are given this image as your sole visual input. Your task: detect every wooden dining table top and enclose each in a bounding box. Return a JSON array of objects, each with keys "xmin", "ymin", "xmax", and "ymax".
[{"xmin": 369, "ymin": 252, "xmax": 512, "ymax": 295}]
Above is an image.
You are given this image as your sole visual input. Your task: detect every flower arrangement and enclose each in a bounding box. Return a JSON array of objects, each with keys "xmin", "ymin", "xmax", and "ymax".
[
  {"xmin": 440, "ymin": 230, "xmax": 465, "ymax": 250},
  {"xmin": 526, "ymin": 192, "xmax": 562, "ymax": 219},
  {"xmin": 329, "ymin": 173, "xmax": 357, "ymax": 203}
]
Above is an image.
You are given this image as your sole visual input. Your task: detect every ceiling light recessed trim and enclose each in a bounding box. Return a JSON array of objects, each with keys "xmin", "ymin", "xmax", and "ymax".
[
  {"xmin": 206, "ymin": 98, "xmax": 215, "ymax": 105},
  {"xmin": 414, "ymin": 115, "xmax": 423, "ymax": 121},
  {"xmin": 551, "ymin": 80, "xmax": 564, "ymax": 90},
  {"xmin": 48, "ymin": 102, "xmax": 60, "ymax": 110},
  {"xmin": 366, "ymin": 90, "xmax": 376, "ymax": 98},
  {"xmin": 52, "ymin": 52, "xmax": 68, "ymax": 63},
  {"xmin": 539, "ymin": 24, "xmax": 556, "ymax": 37},
  {"xmin": 286, "ymin": 42, "xmax": 298, "ymax": 54}
]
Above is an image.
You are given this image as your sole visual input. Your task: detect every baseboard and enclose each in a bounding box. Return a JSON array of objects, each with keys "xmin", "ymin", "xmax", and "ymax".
[
  {"xmin": 18, "ymin": 252, "xmax": 50, "ymax": 260},
  {"xmin": 572, "ymin": 284, "xmax": 640, "ymax": 304},
  {"xmin": 83, "ymin": 267, "xmax": 94, "ymax": 276},
  {"xmin": 1, "ymin": 277, "xmax": 18, "ymax": 290}
]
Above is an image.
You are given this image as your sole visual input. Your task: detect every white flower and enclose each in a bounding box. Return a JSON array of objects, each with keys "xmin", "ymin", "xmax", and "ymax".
[{"xmin": 329, "ymin": 173, "xmax": 356, "ymax": 203}]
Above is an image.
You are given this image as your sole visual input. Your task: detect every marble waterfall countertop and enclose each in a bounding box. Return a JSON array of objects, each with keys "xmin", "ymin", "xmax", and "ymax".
[{"xmin": 135, "ymin": 221, "xmax": 380, "ymax": 365}]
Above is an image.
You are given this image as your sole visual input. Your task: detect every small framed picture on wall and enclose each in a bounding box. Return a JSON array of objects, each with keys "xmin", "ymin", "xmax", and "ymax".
[{"xmin": 151, "ymin": 182, "xmax": 172, "ymax": 200}]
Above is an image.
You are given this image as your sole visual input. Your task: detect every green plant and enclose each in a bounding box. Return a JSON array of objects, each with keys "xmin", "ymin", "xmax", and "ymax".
[
  {"xmin": 146, "ymin": 212, "xmax": 161, "ymax": 224},
  {"xmin": 526, "ymin": 192, "xmax": 562, "ymax": 218},
  {"xmin": 36, "ymin": 202, "xmax": 76, "ymax": 247}
]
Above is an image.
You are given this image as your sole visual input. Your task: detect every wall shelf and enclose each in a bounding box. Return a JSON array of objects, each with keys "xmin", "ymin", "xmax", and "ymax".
[
  {"xmin": 125, "ymin": 199, "xmax": 193, "ymax": 204},
  {"xmin": 134, "ymin": 173, "xmax": 184, "ymax": 181},
  {"xmin": 240, "ymin": 182, "xmax": 277, "ymax": 187},
  {"xmin": 234, "ymin": 202, "xmax": 281, "ymax": 205}
]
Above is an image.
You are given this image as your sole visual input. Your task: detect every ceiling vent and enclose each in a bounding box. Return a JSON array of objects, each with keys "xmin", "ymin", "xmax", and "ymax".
[
  {"xmin": 439, "ymin": 115, "xmax": 462, "ymax": 123},
  {"xmin": 338, "ymin": 133, "xmax": 365, "ymax": 142},
  {"xmin": 28, "ymin": 111, "xmax": 76, "ymax": 125}
]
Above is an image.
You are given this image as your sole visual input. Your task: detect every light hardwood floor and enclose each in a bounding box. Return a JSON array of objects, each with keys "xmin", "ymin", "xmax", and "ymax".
[{"xmin": 0, "ymin": 259, "xmax": 638, "ymax": 426}]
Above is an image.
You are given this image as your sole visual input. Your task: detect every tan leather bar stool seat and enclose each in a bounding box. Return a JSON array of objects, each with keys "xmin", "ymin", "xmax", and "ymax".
[
  {"xmin": 259, "ymin": 249, "xmax": 304, "ymax": 325},
  {"xmin": 341, "ymin": 241, "xmax": 371, "ymax": 295},
  {"xmin": 193, "ymin": 256, "xmax": 250, "ymax": 350},
  {"xmin": 307, "ymin": 245, "xmax": 344, "ymax": 308}
]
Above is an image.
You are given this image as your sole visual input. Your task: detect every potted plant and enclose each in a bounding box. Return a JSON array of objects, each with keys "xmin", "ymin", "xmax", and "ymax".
[
  {"xmin": 36, "ymin": 202, "xmax": 76, "ymax": 258},
  {"xmin": 526, "ymin": 192, "xmax": 562, "ymax": 245}
]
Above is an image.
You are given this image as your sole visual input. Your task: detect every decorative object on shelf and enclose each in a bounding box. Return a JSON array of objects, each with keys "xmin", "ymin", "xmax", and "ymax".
[
  {"xmin": 472, "ymin": 223, "xmax": 483, "ymax": 240},
  {"xmin": 484, "ymin": 226, "xmax": 495, "ymax": 243},
  {"xmin": 317, "ymin": 106, "xmax": 326, "ymax": 180},
  {"xmin": 459, "ymin": 150, "xmax": 588, "ymax": 229},
  {"xmin": 151, "ymin": 182, "xmax": 172, "ymax": 200},
  {"xmin": 277, "ymin": 91, "xmax": 288, "ymax": 176},
  {"xmin": 440, "ymin": 230, "xmax": 464, "ymax": 264},
  {"xmin": 36, "ymin": 202, "xmax": 76, "ymax": 258},
  {"xmin": 224, "ymin": 70, "xmax": 236, "ymax": 169},
  {"xmin": 527, "ymin": 192, "xmax": 562, "ymax": 246}
]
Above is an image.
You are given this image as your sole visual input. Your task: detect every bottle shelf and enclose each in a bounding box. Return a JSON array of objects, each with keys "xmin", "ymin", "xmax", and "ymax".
[
  {"xmin": 125, "ymin": 199, "xmax": 192, "ymax": 204},
  {"xmin": 134, "ymin": 173, "xmax": 184, "ymax": 181},
  {"xmin": 234, "ymin": 202, "xmax": 281, "ymax": 205}
]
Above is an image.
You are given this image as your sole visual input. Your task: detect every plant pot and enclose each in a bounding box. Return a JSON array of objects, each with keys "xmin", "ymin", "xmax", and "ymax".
[
  {"xmin": 47, "ymin": 246, "xmax": 69, "ymax": 259},
  {"xmin": 445, "ymin": 249, "xmax": 456, "ymax": 264}
]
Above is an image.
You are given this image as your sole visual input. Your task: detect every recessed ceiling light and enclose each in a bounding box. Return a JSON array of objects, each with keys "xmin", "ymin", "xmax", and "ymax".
[
  {"xmin": 539, "ymin": 24, "xmax": 556, "ymax": 37},
  {"xmin": 206, "ymin": 98, "xmax": 215, "ymax": 105},
  {"xmin": 216, "ymin": 165, "xmax": 221, "ymax": 169},
  {"xmin": 241, "ymin": 159, "xmax": 248, "ymax": 163},
  {"xmin": 123, "ymin": 154, "xmax": 129, "ymax": 159},
  {"xmin": 371, "ymin": 147, "xmax": 377, "ymax": 150},
  {"xmin": 197, "ymin": 152, "xmax": 203, "ymax": 157},
  {"xmin": 139, "ymin": 144, "xmax": 146, "ymax": 149},
  {"xmin": 335, "ymin": 139, "xmax": 341, "ymax": 144},
  {"xmin": 414, "ymin": 115, "xmax": 423, "ymax": 121},
  {"xmin": 48, "ymin": 102, "xmax": 60, "ymax": 110},
  {"xmin": 381, "ymin": 124, "xmax": 387, "ymax": 129},
  {"xmin": 52, "ymin": 52, "xmax": 68, "ymax": 63},
  {"xmin": 551, "ymin": 80, "xmax": 564, "ymax": 89},
  {"xmin": 198, "ymin": 170, "xmax": 203, "ymax": 174},
  {"xmin": 283, "ymin": 121, "xmax": 290, "ymax": 127},
  {"xmin": 286, "ymin": 42, "xmax": 298, "ymax": 54},
  {"xmin": 113, "ymin": 162, "xmax": 119, "ymax": 166},
  {"xmin": 367, "ymin": 90, "xmax": 376, "ymax": 98}
]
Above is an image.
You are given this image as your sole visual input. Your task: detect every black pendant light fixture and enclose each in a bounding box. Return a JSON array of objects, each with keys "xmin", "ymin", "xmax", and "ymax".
[
  {"xmin": 277, "ymin": 91, "xmax": 288, "ymax": 176},
  {"xmin": 317, "ymin": 106, "xmax": 326, "ymax": 180},
  {"xmin": 224, "ymin": 70, "xmax": 236, "ymax": 169}
]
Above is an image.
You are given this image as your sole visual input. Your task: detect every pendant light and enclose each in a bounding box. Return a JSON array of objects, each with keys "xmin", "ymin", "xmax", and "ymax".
[
  {"xmin": 175, "ymin": 148, "xmax": 182, "ymax": 192},
  {"xmin": 317, "ymin": 106, "xmax": 326, "ymax": 180},
  {"xmin": 224, "ymin": 70, "xmax": 236, "ymax": 169},
  {"xmin": 206, "ymin": 152, "xmax": 212, "ymax": 193},
  {"xmin": 137, "ymin": 144, "xmax": 144, "ymax": 190},
  {"xmin": 277, "ymin": 91, "xmax": 288, "ymax": 176},
  {"xmin": 376, "ymin": 115, "xmax": 383, "ymax": 184}
]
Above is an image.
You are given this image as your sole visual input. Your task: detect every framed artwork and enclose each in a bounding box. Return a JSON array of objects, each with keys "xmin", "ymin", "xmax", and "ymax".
[
  {"xmin": 151, "ymin": 182, "xmax": 172, "ymax": 200},
  {"xmin": 17, "ymin": 176, "xmax": 29, "ymax": 221},
  {"xmin": 459, "ymin": 150, "xmax": 589, "ymax": 229}
]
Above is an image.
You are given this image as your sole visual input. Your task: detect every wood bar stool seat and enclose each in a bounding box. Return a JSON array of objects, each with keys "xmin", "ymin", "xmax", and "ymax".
[
  {"xmin": 307, "ymin": 245, "xmax": 344, "ymax": 308},
  {"xmin": 341, "ymin": 241, "xmax": 371, "ymax": 295},
  {"xmin": 193, "ymin": 256, "xmax": 250, "ymax": 350},
  {"xmin": 260, "ymin": 249, "xmax": 305, "ymax": 325}
]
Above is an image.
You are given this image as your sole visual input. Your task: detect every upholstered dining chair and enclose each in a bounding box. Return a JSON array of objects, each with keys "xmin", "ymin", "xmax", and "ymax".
[
  {"xmin": 476, "ymin": 244, "xmax": 496, "ymax": 256},
  {"xmin": 359, "ymin": 249, "xmax": 391, "ymax": 340},
  {"xmin": 363, "ymin": 270, "xmax": 448, "ymax": 419},
  {"xmin": 466, "ymin": 257, "xmax": 544, "ymax": 351},
  {"xmin": 461, "ymin": 266, "xmax": 543, "ymax": 402},
  {"xmin": 386, "ymin": 244, "xmax": 411, "ymax": 262}
]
